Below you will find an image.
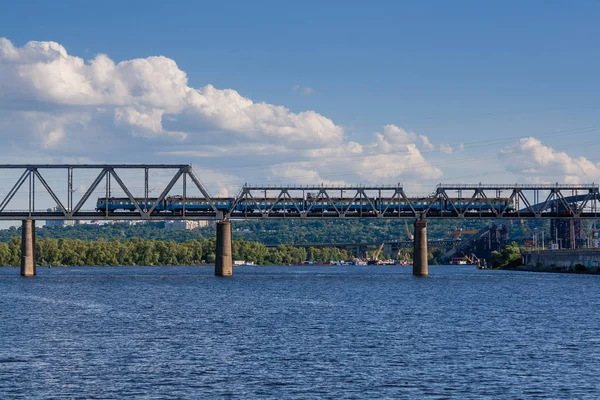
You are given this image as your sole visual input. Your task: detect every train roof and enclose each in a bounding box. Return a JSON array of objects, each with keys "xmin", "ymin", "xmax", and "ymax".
[{"xmin": 97, "ymin": 197, "xmax": 234, "ymax": 201}]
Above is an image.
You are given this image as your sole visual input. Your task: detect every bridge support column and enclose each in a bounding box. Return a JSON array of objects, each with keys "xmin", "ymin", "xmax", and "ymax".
[
  {"xmin": 215, "ymin": 220, "xmax": 232, "ymax": 276},
  {"xmin": 413, "ymin": 219, "xmax": 428, "ymax": 276},
  {"xmin": 20, "ymin": 220, "xmax": 35, "ymax": 277}
]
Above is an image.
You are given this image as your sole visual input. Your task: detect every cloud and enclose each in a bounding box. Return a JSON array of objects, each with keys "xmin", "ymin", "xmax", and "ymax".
[
  {"xmin": 275, "ymin": 124, "xmax": 442, "ymax": 182},
  {"xmin": 420, "ymin": 135, "xmax": 434, "ymax": 151},
  {"xmin": 292, "ymin": 84, "xmax": 315, "ymax": 96},
  {"xmin": 0, "ymin": 37, "xmax": 445, "ymax": 190},
  {"xmin": 0, "ymin": 38, "xmax": 340, "ymax": 148},
  {"xmin": 500, "ymin": 137, "xmax": 600, "ymax": 183},
  {"xmin": 439, "ymin": 144, "xmax": 453, "ymax": 154},
  {"xmin": 268, "ymin": 163, "xmax": 346, "ymax": 185}
]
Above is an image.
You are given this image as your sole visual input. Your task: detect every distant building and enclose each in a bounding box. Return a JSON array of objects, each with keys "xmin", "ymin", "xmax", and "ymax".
[
  {"xmin": 45, "ymin": 208, "xmax": 75, "ymax": 227},
  {"xmin": 84, "ymin": 220, "xmax": 148, "ymax": 226},
  {"xmin": 551, "ymin": 218, "xmax": 583, "ymax": 249},
  {"xmin": 86, "ymin": 220, "xmax": 115, "ymax": 226},
  {"xmin": 165, "ymin": 220, "xmax": 211, "ymax": 230}
]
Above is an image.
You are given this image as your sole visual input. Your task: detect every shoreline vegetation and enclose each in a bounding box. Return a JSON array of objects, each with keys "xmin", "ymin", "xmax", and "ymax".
[
  {"xmin": 493, "ymin": 242, "xmax": 600, "ymax": 274},
  {"xmin": 0, "ymin": 237, "xmax": 353, "ymax": 267}
]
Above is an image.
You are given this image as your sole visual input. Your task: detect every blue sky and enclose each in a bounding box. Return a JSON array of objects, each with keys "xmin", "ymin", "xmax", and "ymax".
[{"xmin": 1, "ymin": 1, "xmax": 600, "ymax": 194}]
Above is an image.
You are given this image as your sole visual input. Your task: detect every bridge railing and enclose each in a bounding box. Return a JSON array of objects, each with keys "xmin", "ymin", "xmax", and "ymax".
[{"xmin": 438, "ymin": 183, "xmax": 599, "ymax": 190}]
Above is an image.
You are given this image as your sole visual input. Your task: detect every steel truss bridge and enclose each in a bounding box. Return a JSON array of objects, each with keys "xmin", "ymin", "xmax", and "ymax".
[{"xmin": 0, "ymin": 164, "xmax": 599, "ymax": 220}]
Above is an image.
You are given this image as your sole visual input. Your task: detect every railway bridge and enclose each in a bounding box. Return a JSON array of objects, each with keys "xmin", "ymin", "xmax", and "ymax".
[{"xmin": 2, "ymin": 164, "xmax": 598, "ymax": 277}]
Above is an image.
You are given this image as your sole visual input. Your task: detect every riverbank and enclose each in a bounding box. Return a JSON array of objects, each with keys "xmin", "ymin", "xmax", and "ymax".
[
  {"xmin": 511, "ymin": 265, "xmax": 600, "ymax": 275},
  {"xmin": 522, "ymin": 248, "xmax": 600, "ymax": 274},
  {"xmin": 0, "ymin": 237, "xmax": 354, "ymax": 267}
]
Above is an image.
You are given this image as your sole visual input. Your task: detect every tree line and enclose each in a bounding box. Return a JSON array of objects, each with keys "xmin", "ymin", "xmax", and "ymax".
[
  {"xmin": 0, "ymin": 219, "xmax": 496, "ymax": 245},
  {"xmin": 0, "ymin": 237, "xmax": 354, "ymax": 267}
]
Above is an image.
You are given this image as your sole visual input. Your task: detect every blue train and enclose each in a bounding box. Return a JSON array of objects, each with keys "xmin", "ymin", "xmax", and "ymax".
[{"xmin": 96, "ymin": 196, "xmax": 515, "ymax": 214}]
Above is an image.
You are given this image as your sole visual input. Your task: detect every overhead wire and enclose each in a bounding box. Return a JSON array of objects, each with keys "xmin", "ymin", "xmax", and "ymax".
[{"xmin": 186, "ymin": 124, "xmax": 600, "ymax": 174}]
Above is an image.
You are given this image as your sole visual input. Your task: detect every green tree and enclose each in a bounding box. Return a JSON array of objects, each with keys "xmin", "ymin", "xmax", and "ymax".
[{"xmin": 491, "ymin": 242, "xmax": 522, "ymax": 269}]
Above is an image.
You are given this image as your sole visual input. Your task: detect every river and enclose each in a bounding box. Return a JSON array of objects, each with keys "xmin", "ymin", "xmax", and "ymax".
[{"xmin": 0, "ymin": 265, "xmax": 598, "ymax": 399}]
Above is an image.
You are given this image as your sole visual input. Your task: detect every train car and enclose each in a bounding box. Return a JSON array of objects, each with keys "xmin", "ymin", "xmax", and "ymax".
[
  {"xmin": 374, "ymin": 197, "xmax": 515, "ymax": 213},
  {"xmin": 447, "ymin": 198, "xmax": 514, "ymax": 212},
  {"xmin": 303, "ymin": 198, "xmax": 379, "ymax": 213},
  {"xmin": 376, "ymin": 198, "xmax": 435, "ymax": 212},
  {"xmin": 96, "ymin": 195, "xmax": 516, "ymax": 215},
  {"xmin": 235, "ymin": 198, "xmax": 304, "ymax": 213},
  {"xmin": 166, "ymin": 197, "xmax": 233, "ymax": 213},
  {"xmin": 96, "ymin": 198, "xmax": 166, "ymax": 213}
]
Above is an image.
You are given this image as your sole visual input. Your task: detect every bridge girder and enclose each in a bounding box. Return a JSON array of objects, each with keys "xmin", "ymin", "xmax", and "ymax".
[
  {"xmin": 0, "ymin": 165, "xmax": 598, "ymax": 220},
  {"xmin": 0, "ymin": 165, "xmax": 220, "ymax": 221}
]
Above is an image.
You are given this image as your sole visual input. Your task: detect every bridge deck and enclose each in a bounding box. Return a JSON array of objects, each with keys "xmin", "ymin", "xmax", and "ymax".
[{"xmin": 0, "ymin": 165, "xmax": 597, "ymax": 220}]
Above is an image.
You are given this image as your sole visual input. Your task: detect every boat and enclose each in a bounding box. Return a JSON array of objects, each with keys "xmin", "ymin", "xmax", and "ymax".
[
  {"xmin": 233, "ymin": 260, "xmax": 255, "ymax": 266},
  {"xmin": 329, "ymin": 260, "xmax": 349, "ymax": 266},
  {"xmin": 347, "ymin": 261, "xmax": 368, "ymax": 266}
]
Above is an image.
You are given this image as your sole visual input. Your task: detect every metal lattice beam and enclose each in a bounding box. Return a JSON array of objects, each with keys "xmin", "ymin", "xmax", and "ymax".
[{"xmin": 0, "ymin": 168, "xmax": 598, "ymax": 220}]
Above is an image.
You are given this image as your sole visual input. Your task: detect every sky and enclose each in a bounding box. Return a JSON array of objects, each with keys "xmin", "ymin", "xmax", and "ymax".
[{"xmin": 1, "ymin": 0, "xmax": 600, "ymax": 202}]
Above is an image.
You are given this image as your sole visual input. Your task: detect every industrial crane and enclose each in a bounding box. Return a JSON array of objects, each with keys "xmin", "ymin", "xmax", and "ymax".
[
  {"xmin": 396, "ymin": 250, "xmax": 411, "ymax": 265},
  {"xmin": 404, "ymin": 220, "xmax": 414, "ymax": 240},
  {"xmin": 464, "ymin": 253, "xmax": 486, "ymax": 269},
  {"xmin": 367, "ymin": 243, "xmax": 385, "ymax": 265}
]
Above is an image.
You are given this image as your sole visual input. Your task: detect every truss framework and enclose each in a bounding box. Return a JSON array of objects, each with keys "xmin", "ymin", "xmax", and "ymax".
[
  {"xmin": 0, "ymin": 166, "xmax": 598, "ymax": 220},
  {"xmin": 0, "ymin": 165, "xmax": 220, "ymax": 220},
  {"xmin": 231, "ymin": 185, "xmax": 413, "ymax": 219},
  {"xmin": 230, "ymin": 184, "xmax": 600, "ymax": 219},
  {"xmin": 434, "ymin": 184, "xmax": 600, "ymax": 219}
]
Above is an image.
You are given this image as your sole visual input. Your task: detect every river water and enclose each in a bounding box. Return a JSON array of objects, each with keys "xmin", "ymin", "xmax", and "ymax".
[{"xmin": 0, "ymin": 265, "xmax": 598, "ymax": 399}]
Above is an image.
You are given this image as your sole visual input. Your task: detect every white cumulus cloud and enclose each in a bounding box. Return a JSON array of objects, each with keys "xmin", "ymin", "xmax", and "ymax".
[
  {"xmin": 0, "ymin": 37, "xmax": 447, "ymax": 189},
  {"xmin": 500, "ymin": 137, "xmax": 600, "ymax": 183},
  {"xmin": 0, "ymin": 38, "xmax": 341, "ymax": 148}
]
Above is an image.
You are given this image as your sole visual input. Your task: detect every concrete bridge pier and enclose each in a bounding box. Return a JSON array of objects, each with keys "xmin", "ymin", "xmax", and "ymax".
[
  {"xmin": 21, "ymin": 220, "xmax": 36, "ymax": 277},
  {"xmin": 215, "ymin": 220, "xmax": 233, "ymax": 276},
  {"xmin": 413, "ymin": 219, "xmax": 428, "ymax": 276}
]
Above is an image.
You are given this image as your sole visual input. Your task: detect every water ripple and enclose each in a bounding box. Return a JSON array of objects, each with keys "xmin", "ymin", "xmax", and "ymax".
[{"xmin": 0, "ymin": 265, "xmax": 599, "ymax": 398}]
